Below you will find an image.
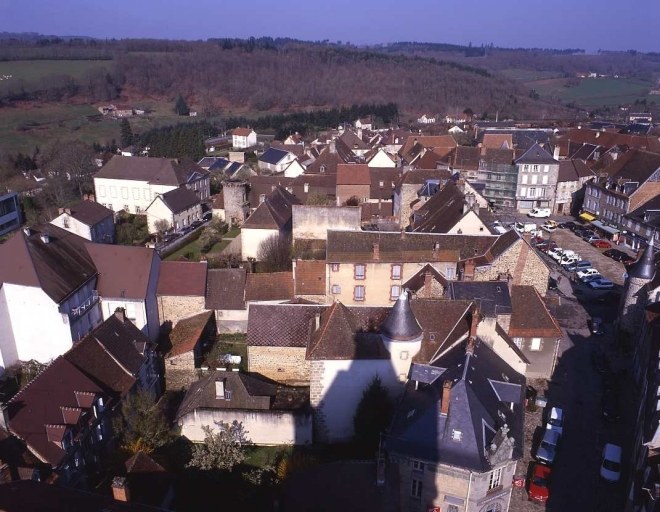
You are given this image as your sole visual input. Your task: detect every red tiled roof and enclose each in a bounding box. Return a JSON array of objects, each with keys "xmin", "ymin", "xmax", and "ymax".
[
  {"xmin": 245, "ymin": 272, "xmax": 294, "ymax": 302},
  {"xmin": 232, "ymin": 127, "xmax": 253, "ymax": 137},
  {"xmin": 336, "ymin": 164, "xmax": 371, "ymax": 185},
  {"xmin": 509, "ymin": 286, "xmax": 562, "ymax": 338},
  {"xmin": 157, "ymin": 261, "xmax": 207, "ymax": 296},
  {"xmin": 167, "ymin": 310, "xmax": 214, "ymax": 358},
  {"xmin": 294, "ymin": 260, "xmax": 326, "ymax": 295}
]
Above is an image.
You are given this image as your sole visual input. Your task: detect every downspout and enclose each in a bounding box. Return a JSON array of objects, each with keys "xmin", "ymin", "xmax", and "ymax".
[{"xmin": 466, "ymin": 470, "xmax": 473, "ymax": 510}]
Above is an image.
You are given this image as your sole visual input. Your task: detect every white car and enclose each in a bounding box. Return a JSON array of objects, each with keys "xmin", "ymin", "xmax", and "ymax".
[
  {"xmin": 577, "ymin": 268, "xmax": 600, "ymax": 281},
  {"xmin": 546, "ymin": 406, "xmax": 564, "ymax": 436},
  {"xmin": 600, "ymin": 443, "xmax": 622, "ymax": 482},
  {"xmin": 528, "ymin": 208, "xmax": 551, "ymax": 218},
  {"xmin": 547, "ymin": 248, "xmax": 564, "ymax": 261},
  {"xmin": 542, "ymin": 224, "xmax": 557, "ymax": 233}
]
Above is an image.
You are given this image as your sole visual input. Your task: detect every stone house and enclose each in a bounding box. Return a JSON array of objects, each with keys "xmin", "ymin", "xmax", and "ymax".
[
  {"xmin": 387, "ymin": 337, "xmax": 524, "ymax": 512},
  {"xmin": 177, "ymin": 370, "xmax": 311, "ymax": 445},
  {"xmin": 145, "ymin": 187, "xmax": 202, "ymax": 234},
  {"xmin": 621, "ymin": 195, "xmax": 660, "ymax": 250},
  {"xmin": 393, "ymin": 169, "xmax": 452, "ymax": 229},
  {"xmin": 508, "ymin": 286, "xmax": 562, "ymax": 378},
  {"xmin": 156, "ymin": 261, "xmax": 208, "ymax": 327},
  {"xmin": 205, "ymin": 268, "xmax": 248, "ymax": 333},
  {"xmin": 514, "ymin": 143, "xmax": 560, "ymax": 213},
  {"xmin": 50, "ymin": 200, "xmax": 115, "ymax": 244},
  {"xmin": 293, "ymin": 260, "xmax": 327, "ymax": 303},
  {"xmin": 164, "ymin": 311, "xmax": 216, "ymax": 391},
  {"xmin": 554, "ymin": 159, "xmax": 595, "ymax": 215},
  {"xmin": 336, "ymin": 164, "xmax": 371, "ymax": 205}
]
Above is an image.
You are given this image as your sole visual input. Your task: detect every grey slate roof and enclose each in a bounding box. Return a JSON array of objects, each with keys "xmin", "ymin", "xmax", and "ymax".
[
  {"xmin": 514, "ymin": 142, "xmax": 558, "ymax": 165},
  {"xmin": 96, "ymin": 155, "xmax": 208, "ymax": 186},
  {"xmin": 387, "ymin": 339, "xmax": 525, "ymax": 471},
  {"xmin": 247, "ymin": 304, "xmax": 326, "ymax": 348},
  {"xmin": 243, "ymin": 186, "xmax": 301, "ymax": 230},
  {"xmin": 628, "ymin": 243, "xmax": 656, "ymax": 280},
  {"xmin": 380, "ymin": 290, "xmax": 423, "ymax": 341},
  {"xmin": 447, "ymin": 281, "xmax": 512, "ymax": 318},
  {"xmin": 259, "ymin": 147, "xmax": 292, "ymax": 165},
  {"xmin": 61, "ymin": 200, "xmax": 113, "ymax": 226},
  {"xmin": 158, "ymin": 186, "xmax": 200, "ymax": 214},
  {"xmin": 176, "ymin": 371, "xmax": 309, "ymax": 420},
  {"xmin": 205, "ymin": 268, "xmax": 247, "ymax": 310}
]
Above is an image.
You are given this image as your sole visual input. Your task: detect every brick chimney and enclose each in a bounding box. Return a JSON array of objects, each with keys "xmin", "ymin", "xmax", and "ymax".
[
  {"xmin": 465, "ymin": 336, "xmax": 476, "ymax": 356},
  {"xmin": 423, "ymin": 270, "xmax": 433, "ymax": 298},
  {"xmin": 469, "ymin": 308, "xmax": 479, "ymax": 339},
  {"xmin": 315, "ymin": 312, "xmax": 321, "ymax": 331},
  {"xmin": 112, "ymin": 476, "xmax": 130, "ymax": 502},
  {"xmin": 432, "ymin": 241, "xmax": 440, "ymax": 258},
  {"xmin": 372, "ymin": 242, "xmax": 380, "ymax": 260},
  {"xmin": 114, "ymin": 308, "xmax": 126, "ymax": 322},
  {"xmin": 440, "ymin": 380, "xmax": 452, "ymax": 415}
]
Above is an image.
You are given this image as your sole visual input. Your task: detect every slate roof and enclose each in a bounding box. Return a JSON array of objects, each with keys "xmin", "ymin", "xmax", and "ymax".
[
  {"xmin": 514, "ymin": 142, "xmax": 559, "ymax": 165},
  {"xmin": 294, "ymin": 260, "xmax": 326, "ymax": 295},
  {"xmin": 402, "ymin": 264, "xmax": 449, "ymax": 293},
  {"xmin": 412, "ymin": 181, "xmax": 471, "ymax": 233},
  {"xmin": 167, "ymin": 310, "xmax": 214, "ymax": 358},
  {"xmin": 259, "ymin": 147, "xmax": 292, "ymax": 166},
  {"xmin": 245, "ymin": 272, "xmax": 294, "ymax": 302},
  {"xmin": 628, "ymin": 242, "xmax": 656, "ymax": 280},
  {"xmin": 86, "ymin": 243, "xmax": 156, "ymax": 299},
  {"xmin": 304, "ymin": 147, "xmax": 344, "ymax": 174},
  {"xmin": 326, "ymin": 230, "xmax": 498, "ymax": 263},
  {"xmin": 395, "ymin": 169, "xmax": 452, "ymax": 190},
  {"xmin": 60, "ymin": 200, "xmax": 113, "ymax": 226},
  {"xmin": 469, "ymin": 229, "xmax": 521, "ymax": 267},
  {"xmin": 0, "ymin": 224, "xmax": 97, "ymax": 303},
  {"xmin": 177, "ymin": 371, "xmax": 309, "ymax": 420},
  {"xmin": 157, "ymin": 261, "xmax": 207, "ymax": 296},
  {"xmin": 6, "ymin": 357, "xmax": 106, "ymax": 466},
  {"xmin": 243, "ymin": 186, "xmax": 301, "ymax": 230},
  {"xmin": 558, "ymin": 128, "xmax": 660, "ymax": 153},
  {"xmin": 156, "ymin": 186, "xmax": 200, "ymax": 214},
  {"xmin": 95, "ymin": 156, "xmax": 208, "ymax": 186},
  {"xmin": 602, "ymin": 149, "xmax": 660, "ymax": 183},
  {"xmin": 557, "ymin": 159, "xmax": 595, "ymax": 183},
  {"xmin": 64, "ymin": 313, "xmax": 149, "ymax": 397},
  {"xmin": 247, "ymin": 304, "xmax": 327, "ymax": 348},
  {"xmin": 336, "ymin": 164, "xmax": 371, "ymax": 186},
  {"xmin": 205, "ymin": 268, "xmax": 247, "ymax": 310},
  {"xmin": 411, "ymin": 300, "xmax": 473, "ymax": 364},
  {"xmin": 387, "ymin": 339, "xmax": 525, "ymax": 471},
  {"xmin": 370, "ymin": 168, "xmax": 402, "ymax": 200},
  {"xmin": 380, "ymin": 290, "xmax": 423, "ymax": 341},
  {"xmin": 447, "ymin": 281, "xmax": 512, "ymax": 318},
  {"xmin": 509, "ymin": 286, "xmax": 562, "ymax": 338}
]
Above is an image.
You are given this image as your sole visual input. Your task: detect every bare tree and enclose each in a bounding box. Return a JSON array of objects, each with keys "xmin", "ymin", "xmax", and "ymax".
[{"xmin": 257, "ymin": 233, "xmax": 292, "ymax": 272}]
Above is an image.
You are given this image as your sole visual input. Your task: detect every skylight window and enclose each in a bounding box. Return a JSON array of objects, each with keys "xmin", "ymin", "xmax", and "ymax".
[{"xmin": 451, "ymin": 429, "xmax": 463, "ymax": 442}]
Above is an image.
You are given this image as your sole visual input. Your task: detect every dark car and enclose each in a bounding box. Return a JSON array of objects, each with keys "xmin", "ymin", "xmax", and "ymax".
[
  {"xmin": 590, "ymin": 317, "xmax": 604, "ymax": 335},
  {"xmin": 574, "ymin": 228, "xmax": 588, "ymax": 237},
  {"xmin": 602, "ymin": 387, "xmax": 621, "ymax": 422},
  {"xmin": 592, "ymin": 348, "xmax": 610, "ymax": 374},
  {"xmin": 202, "ymin": 211, "xmax": 213, "ymax": 221},
  {"xmin": 603, "ymin": 249, "xmax": 635, "ymax": 263},
  {"xmin": 548, "ymin": 276, "xmax": 558, "ymax": 290},
  {"xmin": 537, "ymin": 241, "xmax": 558, "ymax": 253},
  {"xmin": 179, "ymin": 226, "xmax": 193, "ymax": 235},
  {"xmin": 559, "ymin": 221, "xmax": 577, "ymax": 230},
  {"xmin": 191, "ymin": 220, "xmax": 204, "ymax": 229},
  {"xmin": 580, "ymin": 230, "xmax": 597, "ymax": 241}
]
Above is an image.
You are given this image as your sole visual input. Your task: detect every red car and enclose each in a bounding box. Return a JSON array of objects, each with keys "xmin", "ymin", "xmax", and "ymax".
[
  {"xmin": 528, "ymin": 463, "xmax": 551, "ymax": 503},
  {"xmin": 591, "ymin": 239, "xmax": 612, "ymax": 249}
]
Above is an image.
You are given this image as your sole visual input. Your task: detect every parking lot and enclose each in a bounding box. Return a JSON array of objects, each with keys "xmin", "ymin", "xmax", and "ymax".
[{"xmin": 505, "ymin": 215, "xmax": 635, "ymax": 512}]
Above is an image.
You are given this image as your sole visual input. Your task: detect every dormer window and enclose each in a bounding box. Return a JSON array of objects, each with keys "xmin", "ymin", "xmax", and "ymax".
[
  {"xmin": 320, "ymin": 165, "xmax": 326, "ymax": 174},
  {"xmin": 451, "ymin": 429, "xmax": 463, "ymax": 442}
]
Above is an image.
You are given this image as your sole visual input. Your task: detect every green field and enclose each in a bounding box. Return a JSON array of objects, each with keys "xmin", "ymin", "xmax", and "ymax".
[
  {"xmin": 0, "ymin": 60, "xmax": 112, "ymax": 94},
  {"xmin": 500, "ymin": 69, "xmax": 564, "ymax": 81},
  {"xmin": 530, "ymin": 77, "xmax": 653, "ymax": 107}
]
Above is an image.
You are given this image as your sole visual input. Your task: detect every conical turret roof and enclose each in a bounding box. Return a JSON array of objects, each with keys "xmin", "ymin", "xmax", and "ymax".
[
  {"xmin": 628, "ymin": 242, "xmax": 656, "ymax": 281},
  {"xmin": 380, "ymin": 290, "xmax": 423, "ymax": 341}
]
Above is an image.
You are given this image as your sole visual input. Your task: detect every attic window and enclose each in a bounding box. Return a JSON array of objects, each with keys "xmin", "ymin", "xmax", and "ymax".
[
  {"xmin": 451, "ymin": 429, "xmax": 463, "ymax": 442},
  {"xmin": 501, "ymin": 373, "xmax": 510, "ymax": 383},
  {"xmin": 407, "ymin": 409, "xmax": 416, "ymax": 419},
  {"xmin": 225, "ymin": 390, "xmax": 232, "ymax": 400},
  {"xmin": 320, "ymin": 165, "xmax": 326, "ymax": 173},
  {"xmin": 429, "ymin": 333, "xmax": 436, "ymax": 342}
]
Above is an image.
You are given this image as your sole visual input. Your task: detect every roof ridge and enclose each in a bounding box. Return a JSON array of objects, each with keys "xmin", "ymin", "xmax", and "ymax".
[{"xmin": 307, "ymin": 302, "xmax": 340, "ymax": 358}]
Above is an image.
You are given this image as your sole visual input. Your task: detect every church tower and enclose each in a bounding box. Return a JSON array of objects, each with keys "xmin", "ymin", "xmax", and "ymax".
[
  {"xmin": 620, "ymin": 242, "xmax": 656, "ymax": 336},
  {"xmin": 380, "ymin": 290, "xmax": 423, "ymax": 382}
]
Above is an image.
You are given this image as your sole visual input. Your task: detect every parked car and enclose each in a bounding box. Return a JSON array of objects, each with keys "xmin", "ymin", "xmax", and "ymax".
[
  {"xmin": 580, "ymin": 230, "xmax": 597, "ymax": 241},
  {"xmin": 179, "ymin": 226, "xmax": 194, "ymax": 235},
  {"xmin": 603, "ymin": 249, "xmax": 635, "ymax": 263},
  {"xmin": 585, "ymin": 235, "xmax": 601, "ymax": 244},
  {"xmin": 547, "ymin": 248, "xmax": 564, "ymax": 261},
  {"xmin": 564, "ymin": 260, "xmax": 592, "ymax": 272},
  {"xmin": 542, "ymin": 220, "xmax": 559, "ymax": 232},
  {"xmin": 546, "ymin": 406, "xmax": 564, "ymax": 435},
  {"xmin": 582, "ymin": 274, "xmax": 604, "ymax": 284},
  {"xmin": 536, "ymin": 429, "xmax": 560, "ymax": 465},
  {"xmin": 538, "ymin": 242, "xmax": 558, "ymax": 253},
  {"xmin": 602, "ymin": 387, "xmax": 621, "ymax": 422},
  {"xmin": 559, "ymin": 256, "xmax": 580, "ymax": 267},
  {"xmin": 528, "ymin": 208, "xmax": 551, "ymax": 218},
  {"xmin": 528, "ymin": 463, "xmax": 551, "ymax": 504},
  {"xmin": 548, "ymin": 276, "xmax": 558, "ymax": 290},
  {"xmin": 202, "ymin": 211, "xmax": 213, "ymax": 221},
  {"xmin": 591, "ymin": 239, "xmax": 612, "ymax": 248},
  {"xmin": 191, "ymin": 219, "xmax": 204, "ymax": 229},
  {"xmin": 559, "ymin": 221, "xmax": 578, "ymax": 230},
  {"xmin": 514, "ymin": 222, "xmax": 538, "ymax": 233},
  {"xmin": 577, "ymin": 268, "xmax": 601, "ymax": 281},
  {"xmin": 574, "ymin": 228, "xmax": 589, "ymax": 238},
  {"xmin": 590, "ymin": 316, "xmax": 604, "ymax": 335},
  {"xmin": 588, "ymin": 278, "xmax": 615, "ymax": 290},
  {"xmin": 600, "ymin": 444, "xmax": 622, "ymax": 482}
]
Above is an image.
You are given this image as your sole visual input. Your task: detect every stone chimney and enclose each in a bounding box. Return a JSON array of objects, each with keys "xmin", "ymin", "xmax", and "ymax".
[
  {"xmin": 329, "ymin": 140, "xmax": 336, "ymax": 154},
  {"xmin": 114, "ymin": 308, "xmax": 126, "ymax": 322},
  {"xmin": 39, "ymin": 234, "xmax": 50, "ymax": 244},
  {"xmin": 423, "ymin": 270, "xmax": 433, "ymax": 298},
  {"xmin": 553, "ymin": 145, "xmax": 560, "ymax": 160},
  {"xmin": 440, "ymin": 380, "xmax": 452, "ymax": 415},
  {"xmin": 469, "ymin": 308, "xmax": 479, "ymax": 339},
  {"xmin": 463, "ymin": 193, "xmax": 476, "ymax": 214},
  {"xmin": 315, "ymin": 312, "xmax": 321, "ymax": 331},
  {"xmin": 432, "ymin": 241, "xmax": 440, "ymax": 257},
  {"xmin": 465, "ymin": 336, "xmax": 476, "ymax": 356},
  {"xmin": 58, "ymin": 207, "xmax": 65, "ymax": 215},
  {"xmin": 372, "ymin": 242, "xmax": 380, "ymax": 260},
  {"xmin": 112, "ymin": 476, "xmax": 130, "ymax": 502}
]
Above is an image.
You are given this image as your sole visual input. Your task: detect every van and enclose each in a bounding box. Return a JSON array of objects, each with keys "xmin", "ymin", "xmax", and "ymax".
[
  {"xmin": 528, "ymin": 208, "xmax": 551, "ymax": 218},
  {"xmin": 514, "ymin": 222, "xmax": 537, "ymax": 233}
]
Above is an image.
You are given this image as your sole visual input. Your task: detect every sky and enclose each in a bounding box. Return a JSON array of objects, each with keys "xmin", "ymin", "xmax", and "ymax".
[{"xmin": 1, "ymin": 0, "xmax": 659, "ymax": 53}]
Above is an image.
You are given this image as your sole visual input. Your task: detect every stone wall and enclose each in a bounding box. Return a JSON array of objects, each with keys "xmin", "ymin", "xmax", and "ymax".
[
  {"xmin": 292, "ymin": 205, "xmax": 360, "ymax": 241},
  {"xmin": 164, "ymin": 352, "xmax": 197, "ymax": 391},
  {"xmin": 157, "ymin": 296, "xmax": 206, "ymax": 327},
  {"xmin": 247, "ymin": 346, "xmax": 310, "ymax": 384}
]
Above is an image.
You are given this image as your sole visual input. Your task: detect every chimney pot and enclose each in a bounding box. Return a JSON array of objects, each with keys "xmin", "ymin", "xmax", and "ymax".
[
  {"xmin": 441, "ymin": 380, "xmax": 452, "ymax": 415},
  {"xmin": 58, "ymin": 207, "xmax": 65, "ymax": 215},
  {"xmin": 40, "ymin": 234, "xmax": 50, "ymax": 244},
  {"xmin": 112, "ymin": 476, "xmax": 130, "ymax": 502},
  {"xmin": 372, "ymin": 242, "xmax": 380, "ymax": 260}
]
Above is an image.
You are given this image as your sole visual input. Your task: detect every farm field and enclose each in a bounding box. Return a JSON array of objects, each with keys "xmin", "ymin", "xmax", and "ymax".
[
  {"xmin": 0, "ymin": 59, "xmax": 112, "ymax": 94},
  {"xmin": 530, "ymin": 76, "xmax": 653, "ymax": 106}
]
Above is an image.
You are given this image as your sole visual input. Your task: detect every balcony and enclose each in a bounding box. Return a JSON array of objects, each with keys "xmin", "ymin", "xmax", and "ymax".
[{"xmin": 69, "ymin": 291, "xmax": 100, "ymax": 319}]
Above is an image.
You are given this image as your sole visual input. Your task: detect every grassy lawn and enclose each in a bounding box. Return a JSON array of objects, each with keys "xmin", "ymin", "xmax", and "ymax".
[
  {"xmin": 204, "ymin": 334, "xmax": 247, "ymax": 371},
  {"xmin": 225, "ymin": 226, "xmax": 241, "ymax": 238},
  {"xmin": 530, "ymin": 76, "xmax": 653, "ymax": 107},
  {"xmin": 164, "ymin": 237, "xmax": 230, "ymax": 261},
  {"xmin": 500, "ymin": 68, "xmax": 563, "ymax": 81},
  {"xmin": 0, "ymin": 60, "xmax": 112, "ymax": 94}
]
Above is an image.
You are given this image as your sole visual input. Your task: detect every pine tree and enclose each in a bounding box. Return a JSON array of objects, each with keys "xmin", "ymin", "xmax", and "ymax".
[
  {"xmin": 174, "ymin": 94, "xmax": 189, "ymax": 116},
  {"xmin": 353, "ymin": 376, "xmax": 393, "ymax": 456},
  {"xmin": 120, "ymin": 118, "xmax": 134, "ymax": 148}
]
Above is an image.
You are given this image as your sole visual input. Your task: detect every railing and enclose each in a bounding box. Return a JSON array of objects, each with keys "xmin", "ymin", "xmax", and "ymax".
[{"xmin": 70, "ymin": 291, "xmax": 100, "ymax": 318}]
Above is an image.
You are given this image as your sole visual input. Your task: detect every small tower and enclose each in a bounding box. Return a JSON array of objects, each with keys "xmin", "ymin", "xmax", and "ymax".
[
  {"xmin": 222, "ymin": 180, "xmax": 248, "ymax": 226},
  {"xmin": 620, "ymin": 242, "xmax": 656, "ymax": 335},
  {"xmin": 380, "ymin": 290, "xmax": 423, "ymax": 382}
]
